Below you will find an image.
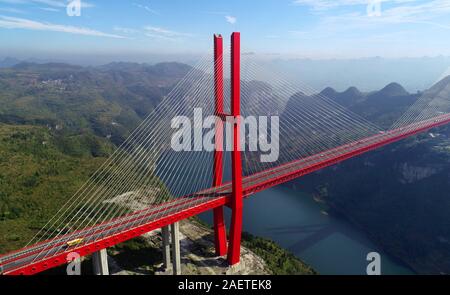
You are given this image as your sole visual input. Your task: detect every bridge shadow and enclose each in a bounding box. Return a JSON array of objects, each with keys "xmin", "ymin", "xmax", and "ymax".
[
  {"xmin": 109, "ymin": 247, "xmax": 161, "ymax": 275},
  {"xmin": 265, "ymin": 222, "xmax": 374, "ymax": 254},
  {"xmin": 180, "ymin": 229, "xmax": 230, "ymax": 274}
]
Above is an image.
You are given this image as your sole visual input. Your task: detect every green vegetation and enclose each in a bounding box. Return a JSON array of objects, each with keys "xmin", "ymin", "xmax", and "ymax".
[
  {"xmin": 0, "ymin": 124, "xmax": 112, "ymax": 253},
  {"xmin": 0, "ymin": 62, "xmax": 190, "ymax": 253},
  {"xmin": 284, "ymin": 83, "xmax": 450, "ymax": 274},
  {"xmin": 191, "ymin": 217, "xmax": 316, "ymax": 274},
  {"xmin": 292, "ymin": 132, "xmax": 450, "ymax": 274},
  {"xmin": 107, "ymin": 237, "xmax": 162, "ymax": 274},
  {"xmin": 0, "ymin": 62, "xmax": 190, "ymax": 145},
  {"xmin": 0, "ymin": 62, "xmax": 319, "ymax": 275},
  {"xmin": 241, "ymin": 232, "xmax": 317, "ymax": 275},
  {"xmin": 39, "ymin": 237, "xmax": 160, "ymax": 275},
  {"xmin": 2, "ymin": 61, "xmax": 449, "ymax": 275}
]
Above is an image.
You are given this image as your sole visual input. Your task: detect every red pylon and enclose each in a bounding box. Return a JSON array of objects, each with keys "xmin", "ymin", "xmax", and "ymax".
[
  {"xmin": 227, "ymin": 32, "xmax": 243, "ymax": 265},
  {"xmin": 212, "ymin": 34, "xmax": 227, "ymax": 256}
]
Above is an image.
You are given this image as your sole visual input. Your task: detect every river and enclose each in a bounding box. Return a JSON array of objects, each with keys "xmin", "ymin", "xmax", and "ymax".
[
  {"xmin": 199, "ymin": 185, "xmax": 414, "ymax": 275},
  {"xmin": 156, "ymin": 150, "xmax": 414, "ymax": 275}
]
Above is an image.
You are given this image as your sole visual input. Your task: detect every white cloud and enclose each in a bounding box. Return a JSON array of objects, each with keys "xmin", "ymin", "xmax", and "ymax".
[
  {"xmin": 291, "ymin": 0, "xmax": 450, "ymax": 33},
  {"xmin": 292, "ymin": 0, "xmax": 419, "ymax": 11},
  {"xmin": 380, "ymin": 0, "xmax": 450, "ymax": 23},
  {"xmin": 0, "ymin": 0, "xmax": 28, "ymax": 3},
  {"xmin": 319, "ymin": 0, "xmax": 450, "ymax": 27},
  {"xmin": 203, "ymin": 11, "xmax": 237, "ymax": 25},
  {"xmin": 0, "ymin": 0, "xmax": 94, "ymax": 9},
  {"xmin": 0, "ymin": 7, "xmax": 26, "ymax": 13},
  {"xmin": 39, "ymin": 0, "xmax": 94, "ymax": 8},
  {"xmin": 0, "ymin": 15, "xmax": 125, "ymax": 38},
  {"xmin": 292, "ymin": 0, "xmax": 373, "ymax": 10},
  {"xmin": 39, "ymin": 7, "xmax": 59, "ymax": 12},
  {"xmin": 133, "ymin": 3, "xmax": 159, "ymax": 15},
  {"xmin": 225, "ymin": 15, "xmax": 237, "ymax": 24},
  {"xmin": 144, "ymin": 26, "xmax": 191, "ymax": 41},
  {"xmin": 114, "ymin": 26, "xmax": 138, "ymax": 34}
]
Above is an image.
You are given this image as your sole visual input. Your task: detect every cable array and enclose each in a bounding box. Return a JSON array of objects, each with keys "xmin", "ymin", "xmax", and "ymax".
[{"xmin": 3, "ymin": 49, "xmax": 449, "ymax": 266}]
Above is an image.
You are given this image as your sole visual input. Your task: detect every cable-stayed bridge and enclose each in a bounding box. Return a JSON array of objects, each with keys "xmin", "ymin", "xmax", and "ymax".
[{"xmin": 1, "ymin": 32, "xmax": 450, "ymax": 275}]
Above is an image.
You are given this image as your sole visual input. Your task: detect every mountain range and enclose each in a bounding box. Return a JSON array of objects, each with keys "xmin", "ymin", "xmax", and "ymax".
[
  {"xmin": 282, "ymin": 75, "xmax": 450, "ymax": 274},
  {"xmin": 0, "ymin": 61, "xmax": 450, "ymax": 274},
  {"xmin": 0, "ymin": 61, "xmax": 190, "ymax": 146}
]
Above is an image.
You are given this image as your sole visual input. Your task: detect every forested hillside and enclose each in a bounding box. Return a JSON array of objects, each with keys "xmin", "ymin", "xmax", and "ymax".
[
  {"xmin": 283, "ymin": 77, "xmax": 450, "ymax": 274},
  {"xmin": 0, "ymin": 124, "xmax": 112, "ymax": 252},
  {"xmin": 0, "ymin": 62, "xmax": 190, "ymax": 252}
]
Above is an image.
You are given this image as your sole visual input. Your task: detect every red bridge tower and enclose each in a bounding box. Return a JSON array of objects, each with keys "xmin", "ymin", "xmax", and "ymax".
[{"xmin": 212, "ymin": 32, "xmax": 243, "ymax": 265}]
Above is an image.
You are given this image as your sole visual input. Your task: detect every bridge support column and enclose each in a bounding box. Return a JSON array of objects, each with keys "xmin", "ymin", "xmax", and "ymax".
[
  {"xmin": 171, "ymin": 222, "xmax": 181, "ymax": 275},
  {"xmin": 92, "ymin": 249, "xmax": 109, "ymax": 275},
  {"xmin": 227, "ymin": 32, "xmax": 244, "ymax": 266},
  {"xmin": 162, "ymin": 226, "xmax": 171, "ymax": 270},
  {"xmin": 213, "ymin": 34, "xmax": 227, "ymax": 257}
]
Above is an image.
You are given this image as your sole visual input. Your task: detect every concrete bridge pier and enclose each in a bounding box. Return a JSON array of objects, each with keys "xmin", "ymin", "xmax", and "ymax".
[
  {"xmin": 161, "ymin": 226, "xmax": 171, "ymax": 270},
  {"xmin": 92, "ymin": 249, "xmax": 109, "ymax": 275},
  {"xmin": 170, "ymin": 222, "xmax": 181, "ymax": 275}
]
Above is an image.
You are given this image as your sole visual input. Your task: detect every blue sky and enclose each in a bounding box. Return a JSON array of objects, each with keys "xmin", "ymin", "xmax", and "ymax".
[{"xmin": 1, "ymin": 0, "xmax": 450, "ymax": 61}]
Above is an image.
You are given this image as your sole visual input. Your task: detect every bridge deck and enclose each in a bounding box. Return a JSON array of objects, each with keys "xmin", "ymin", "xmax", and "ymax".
[{"xmin": 2, "ymin": 114, "xmax": 450, "ymax": 275}]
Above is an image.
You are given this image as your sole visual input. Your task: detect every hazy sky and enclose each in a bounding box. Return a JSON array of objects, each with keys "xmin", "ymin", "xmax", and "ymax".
[{"xmin": 1, "ymin": 0, "xmax": 450, "ymax": 61}]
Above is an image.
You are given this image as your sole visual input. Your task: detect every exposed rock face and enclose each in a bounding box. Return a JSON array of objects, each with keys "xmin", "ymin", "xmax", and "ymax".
[
  {"xmin": 103, "ymin": 191, "xmax": 271, "ymax": 275},
  {"xmin": 280, "ymin": 76, "xmax": 450, "ymax": 274},
  {"xmin": 176, "ymin": 220, "xmax": 269, "ymax": 275},
  {"xmin": 109, "ymin": 220, "xmax": 270, "ymax": 275}
]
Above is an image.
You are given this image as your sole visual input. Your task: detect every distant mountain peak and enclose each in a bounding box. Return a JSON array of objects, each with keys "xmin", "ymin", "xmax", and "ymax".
[
  {"xmin": 11, "ymin": 61, "xmax": 37, "ymax": 69},
  {"xmin": 379, "ymin": 82, "xmax": 409, "ymax": 97},
  {"xmin": 0, "ymin": 57, "xmax": 21, "ymax": 68},
  {"xmin": 426, "ymin": 75, "xmax": 450, "ymax": 95},
  {"xmin": 442, "ymin": 74, "xmax": 450, "ymax": 81},
  {"xmin": 342, "ymin": 86, "xmax": 363, "ymax": 97},
  {"xmin": 320, "ymin": 87, "xmax": 338, "ymax": 98},
  {"xmin": 12, "ymin": 62, "xmax": 82, "ymax": 70},
  {"xmin": 99, "ymin": 62, "xmax": 146, "ymax": 71},
  {"xmin": 433, "ymin": 75, "xmax": 450, "ymax": 87}
]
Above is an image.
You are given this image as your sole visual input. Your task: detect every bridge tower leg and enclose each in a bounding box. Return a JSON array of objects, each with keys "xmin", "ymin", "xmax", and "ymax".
[
  {"xmin": 92, "ymin": 249, "xmax": 109, "ymax": 275},
  {"xmin": 227, "ymin": 32, "xmax": 243, "ymax": 266},
  {"xmin": 171, "ymin": 222, "xmax": 181, "ymax": 275},
  {"xmin": 212, "ymin": 34, "xmax": 228, "ymax": 257},
  {"xmin": 162, "ymin": 226, "xmax": 171, "ymax": 270}
]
